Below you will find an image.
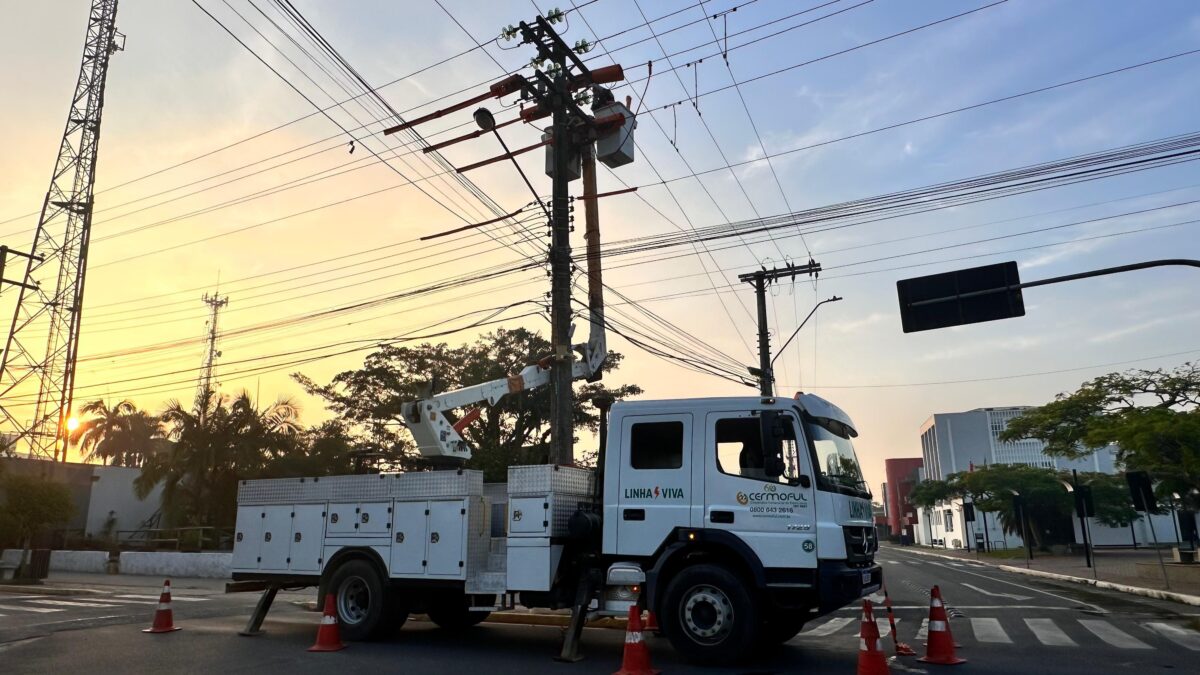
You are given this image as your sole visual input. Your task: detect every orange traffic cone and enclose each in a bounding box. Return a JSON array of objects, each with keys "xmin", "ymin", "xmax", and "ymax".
[
  {"xmin": 918, "ymin": 585, "xmax": 965, "ymax": 665},
  {"xmin": 644, "ymin": 610, "xmax": 659, "ymax": 632},
  {"xmin": 308, "ymin": 594, "xmax": 346, "ymax": 652},
  {"xmin": 614, "ymin": 605, "xmax": 659, "ymax": 675},
  {"xmin": 857, "ymin": 600, "xmax": 890, "ymax": 675},
  {"xmin": 143, "ymin": 579, "xmax": 181, "ymax": 633}
]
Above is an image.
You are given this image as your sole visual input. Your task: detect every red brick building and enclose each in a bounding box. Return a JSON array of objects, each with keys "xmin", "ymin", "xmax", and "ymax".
[{"xmin": 884, "ymin": 458, "xmax": 923, "ymax": 541}]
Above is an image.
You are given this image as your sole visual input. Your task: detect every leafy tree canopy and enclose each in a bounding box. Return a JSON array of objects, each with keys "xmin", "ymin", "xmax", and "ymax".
[
  {"xmin": 1000, "ymin": 362, "xmax": 1200, "ymax": 508},
  {"xmin": 0, "ymin": 474, "xmax": 74, "ymax": 570},
  {"xmin": 295, "ymin": 327, "xmax": 642, "ymax": 481}
]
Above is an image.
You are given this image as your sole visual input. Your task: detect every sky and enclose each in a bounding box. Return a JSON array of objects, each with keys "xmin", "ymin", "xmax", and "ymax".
[{"xmin": 0, "ymin": 0, "xmax": 1198, "ymax": 494}]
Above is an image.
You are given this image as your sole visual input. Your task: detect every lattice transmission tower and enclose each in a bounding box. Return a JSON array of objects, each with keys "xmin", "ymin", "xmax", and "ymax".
[
  {"xmin": 194, "ymin": 291, "xmax": 228, "ymax": 420},
  {"xmin": 0, "ymin": 0, "xmax": 123, "ymax": 460}
]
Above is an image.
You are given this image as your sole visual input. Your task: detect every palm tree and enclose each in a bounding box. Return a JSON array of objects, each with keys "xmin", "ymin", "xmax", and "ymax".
[
  {"xmin": 71, "ymin": 400, "xmax": 164, "ymax": 467},
  {"xmin": 135, "ymin": 390, "xmax": 301, "ymax": 528}
]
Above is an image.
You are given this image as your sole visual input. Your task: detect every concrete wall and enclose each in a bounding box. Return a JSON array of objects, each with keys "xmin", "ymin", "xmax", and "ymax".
[
  {"xmin": 49, "ymin": 550, "xmax": 109, "ymax": 573},
  {"xmin": 0, "ymin": 457, "xmax": 94, "ymax": 535},
  {"xmin": 1072, "ymin": 511, "xmax": 1189, "ymax": 547},
  {"xmin": 118, "ymin": 551, "xmax": 231, "ymax": 579},
  {"xmin": 85, "ymin": 466, "xmax": 162, "ymax": 538}
]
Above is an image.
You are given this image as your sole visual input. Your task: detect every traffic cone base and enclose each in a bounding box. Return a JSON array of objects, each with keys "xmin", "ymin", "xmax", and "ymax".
[
  {"xmin": 143, "ymin": 580, "xmax": 181, "ymax": 633},
  {"xmin": 857, "ymin": 600, "xmax": 890, "ymax": 675},
  {"xmin": 308, "ymin": 594, "xmax": 346, "ymax": 652},
  {"xmin": 918, "ymin": 586, "xmax": 965, "ymax": 665},
  {"xmin": 614, "ymin": 605, "xmax": 659, "ymax": 675}
]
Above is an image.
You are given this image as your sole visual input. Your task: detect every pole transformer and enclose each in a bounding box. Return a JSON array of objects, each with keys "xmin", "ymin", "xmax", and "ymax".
[
  {"xmin": 0, "ymin": 0, "xmax": 123, "ymax": 460},
  {"xmin": 738, "ymin": 260, "xmax": 822, "ymax": 396}
]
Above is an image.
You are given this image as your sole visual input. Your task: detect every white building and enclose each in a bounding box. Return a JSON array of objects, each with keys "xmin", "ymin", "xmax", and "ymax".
[{"xmin": 913, "ymin": 407, "xmax": 1181, "ymax": 551}]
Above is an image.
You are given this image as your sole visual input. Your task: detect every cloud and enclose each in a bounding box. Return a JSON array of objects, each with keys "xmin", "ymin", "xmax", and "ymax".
[
  {"xmin": 828, "ymin": 312, "xmax": 889, "ymax": 334},
  {"xmin": 917, "ymin": 336, "xmax": 1048, "ymax": 363}
]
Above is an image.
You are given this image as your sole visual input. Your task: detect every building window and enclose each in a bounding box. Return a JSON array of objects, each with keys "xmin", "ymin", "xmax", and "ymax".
[
  {"xmin": 630, "ymin": 421, "xmax": 684, "ymax": 470},
  {"xmin": 943, "ymin": 509, "xmax": 954, "ymax": 532}
]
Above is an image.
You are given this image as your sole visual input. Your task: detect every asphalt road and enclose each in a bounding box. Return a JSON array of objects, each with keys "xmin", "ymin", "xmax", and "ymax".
[{"xmin": 2, "ymin": 545, "xmax": 1198, "ymax": 674}]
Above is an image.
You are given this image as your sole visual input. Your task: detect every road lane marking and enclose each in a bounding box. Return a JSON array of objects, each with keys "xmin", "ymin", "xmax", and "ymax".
[
  {"xmin": 875, "ymin": 617, "xmax": 900, "ymax": 637},
  {"xmin": 962, "ymin": 583, "xmax": 1032, "ymax": 601},
  {"xmin": 884, "ymin": 560, "xmax": 901, "ymax": 565},
  {"xmin": 0, "ymin": 604, "xmax": 62, "ymax": 614},
  {"xmin": 87, "ymin": 598, "xmax": 157, "ymax": 605},
  {"xmin": 838, "ymin": 605, "xmax": 1078, "ymax": 611},
  {"xmin": 804, "ymin": 617, "xmax": 854, "ymax": 637},
  {"xmin": 114, "ymin": 594, "xmax": 208, "ymax": 602},
  {"xmin": 1143, "ymin": 622, "xmax": 1200, "ymax": 651},
  {"xmin": 970, "ymin": 617, "xmax": 1012, "ymax": 643},
  {"xmin": 1025, "ymin": 618, "xmax": 1076, "ymax": 646},
  {"xmin": 885, "ymin": 550, "xmax": 1106, "ymax": 614},
  {"xmin": 25, "ymin": 599, "xmax": 118, "ymax": 609},
  {"xmin": 1079, "ymin": 620, "xmax": 1151, "ymax": 649},
  {"xmin": 916, "ymin": 618, "xmax": 929, "ymax": 642}
]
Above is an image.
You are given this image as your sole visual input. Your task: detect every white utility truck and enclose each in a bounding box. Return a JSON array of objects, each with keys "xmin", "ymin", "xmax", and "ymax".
[
  {"xmin": 230, "ymin": 248, "xmax": 879, "ymax": 663},
  {"xmin": 231, "ymin": 396, "xmax": 879, "ymax": 662}
]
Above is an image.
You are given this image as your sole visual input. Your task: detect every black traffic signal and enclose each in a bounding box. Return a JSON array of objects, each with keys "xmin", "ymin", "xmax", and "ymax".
[
  {"xmin": 1125, "ymin": 471, "xmax": 1157, "ymax": 512},
  {"xmin": 896, "ymin": 261, "xmax": 1025, "ymax": 333},
  {"xmin": 963, "ymin": 503, "xmax": 976, "ymax": 522}
]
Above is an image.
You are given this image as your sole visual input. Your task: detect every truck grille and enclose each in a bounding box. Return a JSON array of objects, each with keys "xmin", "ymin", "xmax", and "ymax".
[{"xmin": 844, "ymin": 526, "xmax": 877, "ymax": 564}]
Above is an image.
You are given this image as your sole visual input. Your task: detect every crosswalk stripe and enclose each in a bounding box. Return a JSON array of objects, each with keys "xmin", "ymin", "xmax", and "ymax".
[
  {"xmin": 89, "ymin": 598, "xmax": 157, "ymax": 605},
  {"xmin": 970, "ymin": 617, "xmax": 1012, "ymax": 643},
  {"xmin": 916, "ymin": 618, "xmax": 929, "ymax": 642},
  {"xmin": 1025, "ymin": 618, "xmax": 1075, "ymax": 646},
  {"xmin": 947, "ymin": 562, "xmax": 964, "ymax": 567},
  {"xmin": 804, "ymin": 617, "xmax": 855, "ymax": 637},
  {"xmin": 884, "ymin": 560, "xmax": 900, "ymax": 565},
  {"xmin": 1080, "ymin": 620, "xmax": 1151, "ymax": 649},
  {"xmin": 875, "ymin": 617, "xmax": 900, "ymax": 637},
  {"xmin": 1143, "ymin": 622, "xmax": 1200, "ymax": 651},
  {"xmin": 114, "ymin": 594, "xmax": 207, "ymax": 602},
  {"xmin": 0, "ymin": 604, "xmax": 63, "ymax": 614},
  {"xmin": 25, "ymin": 599, "xmax": 118, "ymax": 609}
]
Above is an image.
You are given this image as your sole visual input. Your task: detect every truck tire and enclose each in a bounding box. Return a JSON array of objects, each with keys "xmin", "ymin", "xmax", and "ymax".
[
  {"xmin": 328, "ymin": 559, "xmax": 387, "ymax": 640},
  {"xmin": 662, "ymin": 563, "xmax": 758, "ymax": 664},
  {"xmin": 427, "ymin": 593, "xmax": 490, "ymax": 630}
]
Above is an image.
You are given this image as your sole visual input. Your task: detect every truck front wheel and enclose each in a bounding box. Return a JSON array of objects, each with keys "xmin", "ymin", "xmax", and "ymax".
[
  {"xmin": 328, "ymin": 559, "xmax": 387, "ymax": 640},
  {"xmin": 662, "ymin": 563, "xmax": 758, "ymax": 664}
]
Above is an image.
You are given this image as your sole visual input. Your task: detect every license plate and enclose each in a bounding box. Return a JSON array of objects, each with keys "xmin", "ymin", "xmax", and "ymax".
[{"xmin": 862, "ymin": 570, "xmax": 873, "ymax": 585}]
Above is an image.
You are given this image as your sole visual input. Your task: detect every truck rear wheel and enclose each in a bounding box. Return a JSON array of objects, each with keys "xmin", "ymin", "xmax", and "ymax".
[
  {"xmin": 662, "ymin": 563, "xmax": 758, "ymax": 664},
  {"xmin": 328, "ymin": 559, "xmax": 387, "ymax": 640},
  {"xmin": 427, "ymin": 593, "xmax": 490, "ymax": 629}
]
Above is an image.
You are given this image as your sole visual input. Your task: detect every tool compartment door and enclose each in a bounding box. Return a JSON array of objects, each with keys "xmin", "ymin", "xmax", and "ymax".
[
  {"xmin": 426, "ymin": 500, "xmax": 466, "ymax": 578},
  {"xmin": 260, "ymin": 505, "xmax": 294, "ymax": 571},
  {"xmin": 289, "ymin": 504, "xmax": 325, "ymax": 572},
  {"xmin": 390, "ymin": 501, "xmax": 428, "ymax": 576},
  {"xmin": 232, "ymin": 506, "xmax": 263, "ymax": 570},
  {"xmin": 358, "ymin": 502, "xmax": 392, "ymax": 536},
  {"xmin": 325, "ymin": 502, "xmax": 357, "ymax": 536}
]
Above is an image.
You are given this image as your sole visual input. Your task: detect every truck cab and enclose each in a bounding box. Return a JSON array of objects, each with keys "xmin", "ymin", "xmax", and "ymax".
[{"xmin": 602, "ymin": 393, "xmax": 880, "ymax": 661}]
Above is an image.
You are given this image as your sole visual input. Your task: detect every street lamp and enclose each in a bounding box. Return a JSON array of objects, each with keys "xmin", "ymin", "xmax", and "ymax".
[
  {"xmin": 1062, "ymin": 476, "xmax": 1097, "ymax": 579},
  {"xmin": 1010, "ymin": 489, "xmax": 1032, "ymax": 568}
]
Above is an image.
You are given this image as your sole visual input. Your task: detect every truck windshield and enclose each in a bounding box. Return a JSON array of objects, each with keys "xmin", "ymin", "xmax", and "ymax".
[{"xmin": 805, "ymin": 416, "xmax": 868, "ymax": 496}]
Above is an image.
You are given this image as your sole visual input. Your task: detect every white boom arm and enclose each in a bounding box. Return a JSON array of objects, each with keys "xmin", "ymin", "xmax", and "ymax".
[{"xmin": 400, "ymin": 312, "xmax": 605, "ymax": 461}]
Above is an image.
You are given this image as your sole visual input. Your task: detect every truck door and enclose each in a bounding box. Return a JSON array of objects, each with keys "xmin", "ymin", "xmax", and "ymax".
[
  {"xmin": 703, "ymin": 410, "xmax": 817, "ymax": 570},
  {"xmin": 616, "ymin": 413, "xmax": 693, "ymax": 556}
]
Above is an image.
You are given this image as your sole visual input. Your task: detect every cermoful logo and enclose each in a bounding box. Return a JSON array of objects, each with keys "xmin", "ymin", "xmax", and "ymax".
[
  {"xmin": 624, "ymin": 486, "xmax": 685, "ymax": 500},
  {"xmin": 737, "ymin": 483, "xmax": 809, "ymax": 506}
]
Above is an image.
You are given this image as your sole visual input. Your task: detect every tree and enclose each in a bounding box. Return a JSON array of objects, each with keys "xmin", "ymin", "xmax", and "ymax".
[
  {"xmin": 1001, "ymin": 362, "xmax": 1200, "ymax": 508},
  {"xmin": 135, "ymin": 390, "xmax": 301, "ymax": 528},
  {"xmin": 0, "ymin": 474, "xmax": 74, "ymax": 577},
  {"xmin": 909, "ymin": 479, "xmax": 956, "ymax": 509},
  {"xmin": 71, "ymin": 399, "xmax": 166, "ymax": 467},
  {"xmin": 296, "ymin": 327, "xmax": 642, "ymax": 481}
]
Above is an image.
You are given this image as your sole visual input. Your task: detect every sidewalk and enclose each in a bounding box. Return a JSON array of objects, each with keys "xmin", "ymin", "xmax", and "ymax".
[
  {"xmin": 891, "ymin": 543, "xmax": 1200, "ymax": 603},
  {"xmin": 0, "ymin": 570, "xmax": 231, "ymax": 596}
]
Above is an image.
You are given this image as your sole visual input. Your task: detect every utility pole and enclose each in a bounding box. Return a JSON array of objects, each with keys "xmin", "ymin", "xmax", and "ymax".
[
  {"xmin": 0, "ymin": 0, "xmax": 123, "ymax": 460},
  {"xmin": 514, "ymin": 16, "xmax": 626, "ymax": 466},
  {"xmin": 195, "ymin": 292, "xmax": 228, "ymax": 421},
  {"xmin": 738, "ymin": 261, "xmax": 821, "ymax": 396}
]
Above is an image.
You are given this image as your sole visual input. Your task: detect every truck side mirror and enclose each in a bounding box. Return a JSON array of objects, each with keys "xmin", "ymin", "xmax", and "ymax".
[{"xmin": 760, "ymin": 411, "xmax": 785, "ymax": 478}]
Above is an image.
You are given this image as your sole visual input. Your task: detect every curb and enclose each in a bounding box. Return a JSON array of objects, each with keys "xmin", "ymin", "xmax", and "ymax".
[
  {"xmin": 892, "ymin": 546, "xmax": 1200, "ymax": 607},
  {"xmin": 290, "ymin": 598, "xmax": 628, "ymax": 629},
  {"xmin": 0, "ymin": 584, "xmax": 106, "ymax": 597},
  {"xmin": 994, "ymin": 565, "xmax": 1200, "ymax": 608}
]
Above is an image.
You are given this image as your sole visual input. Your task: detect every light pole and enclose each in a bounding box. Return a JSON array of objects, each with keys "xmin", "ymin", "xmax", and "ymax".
[
  {"xmin": 1011, "ymin": 489, "xmax": 1032, "ymax": 568},
  {"xmin": 1063, "ymin": 477, "xmax": 1097, "ymax": 579}
]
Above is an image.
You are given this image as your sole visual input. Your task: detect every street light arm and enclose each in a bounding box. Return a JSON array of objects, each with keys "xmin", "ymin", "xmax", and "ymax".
[{"xmin": 770, "ymin": 296, "xmax": 843, "ymax": 368}]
